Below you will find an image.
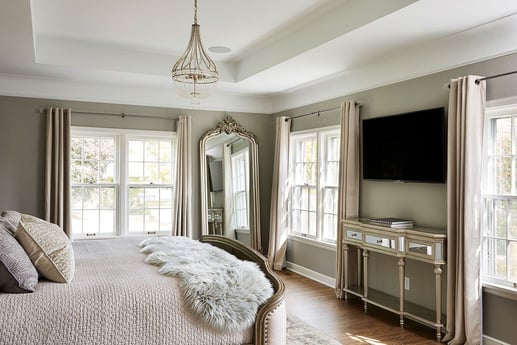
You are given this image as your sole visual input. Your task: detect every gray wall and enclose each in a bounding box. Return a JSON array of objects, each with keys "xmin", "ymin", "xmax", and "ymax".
[
  {"xmin": 0, "ymin": 96, "xmax": 274, "ymax": 249},
  {"xmin": 483, "ymin": 291, "xmax": 517, "ymax": 344},
  {"xmin": 0, "ymin": 97, "xmax": 47, "ymax": 218},
  {"xmin": 282, "ymin": 52, "xmax": 517, "ymax": 342}
]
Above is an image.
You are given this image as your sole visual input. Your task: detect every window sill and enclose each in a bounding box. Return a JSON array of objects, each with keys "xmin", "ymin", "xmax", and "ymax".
[
  {"xmin": 72, "ymin": 233, "xmax": 166, "ymax": 241},
  {"xmin": 72, "ymin": 235, "xmax": 119, "ymax": 241},
  {"xmin": 483, "ymin": 282, "xmax": 517, "ymax": 301},
  {"xmin": 288, "ymin": 234, "xmax": 336, "ymax": 251}
]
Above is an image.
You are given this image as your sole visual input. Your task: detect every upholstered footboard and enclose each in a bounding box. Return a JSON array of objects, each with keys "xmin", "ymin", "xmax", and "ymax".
[{"xmin": 200, "ymin": 235, "xmax": 286, "ymax": 345}]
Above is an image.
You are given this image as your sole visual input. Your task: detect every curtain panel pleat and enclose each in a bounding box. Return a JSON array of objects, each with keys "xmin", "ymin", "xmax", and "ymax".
[
  {"xmin": 172, "ymin": 116, "xmax": 192, "ymax": 237},
  {"xmin": 45, "ymin": 108, "xmax": 72, "ymax": 236},
  {"xmin": 267, "ymin": 116, "xmax": 290, "ymax": 270},
  {"xmin": 249, "ymin": 141, "xmax": 262, "ymax": 252},
  {"xmin": 335, "ymin": 101, "xmax": 361, "ymax": 298},
  {"xmin": 443, "ymin": 76, "xmax": 485, "ymax": 345}
]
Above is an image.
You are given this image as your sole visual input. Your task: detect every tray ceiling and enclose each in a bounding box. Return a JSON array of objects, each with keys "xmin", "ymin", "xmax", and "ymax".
[{"xmin": 0, "ymin": 0, "xmax": 516, "ymax": 113}]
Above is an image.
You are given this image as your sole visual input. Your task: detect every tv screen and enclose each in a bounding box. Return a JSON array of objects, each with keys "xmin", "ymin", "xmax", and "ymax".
[{"xmin": 362, "ymin": 107, "xmax": 446, "ymax": 183}]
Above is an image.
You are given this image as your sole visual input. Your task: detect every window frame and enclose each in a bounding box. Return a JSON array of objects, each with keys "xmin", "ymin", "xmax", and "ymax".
[
  {"xmin": 288, "ymin": 126, "xmax": 340, "ymax": 245},
  {"xmin": 70, "ymin": 129, "xmax": 119, "ymax": 238},
  {"xmin": 231, "ymin": 148, "xmax": 250, "ymax": 230},
  {"xmin": 482, "ymin": 102, "xmax": 517, "ymax": 293},
  {"xmin": 71, "ymin": 127, "xmax": 176, "ymax": 239},
  {"xmin": 320, "ymin": 130, "xmax": 341, "ymax": 243}
]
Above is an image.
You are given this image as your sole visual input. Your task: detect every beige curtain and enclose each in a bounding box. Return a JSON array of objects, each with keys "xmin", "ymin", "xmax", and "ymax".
[
  {"xmin": 443, "ymin": 76, "xmax": 485, "ymax": 345},
  {"xmin": 267, "ymin": 116, "xmax": 290, "ymax": 270},
  {"xmin": 172, "ymin": 116, "xmax": 192, "ymax": 237},
  {"xmin": 45, "ymin": 108, "xmax": 71, "ymax": 236},
  {"xmin": 335, "ymin": 101, "xmax": 361, "ymax": 298},
  {"xmin": 248, "ymin": 140, "xmax": 262, "ymax": 252}
]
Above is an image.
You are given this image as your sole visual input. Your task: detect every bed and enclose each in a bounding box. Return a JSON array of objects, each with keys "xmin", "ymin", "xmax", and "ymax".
[{"xmin": 0, "ymin": 234, "xmax": 286, "ymax": 345}]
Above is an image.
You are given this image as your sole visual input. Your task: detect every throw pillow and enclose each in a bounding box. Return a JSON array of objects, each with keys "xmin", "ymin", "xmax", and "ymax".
[
  {"xmin": 0, "ymin": 225, "xmax": 38, "ymax": 293},
  {"xmin": 0, "ymin": 217, "xmax": 16, "ymax": 236},
  {"xmin": 1, "ymin": 210, "xmax": 21, "ymax": 229},
  {"xmin": 16, "ymin": 215, "xmax": 75, "ymax": 283}
]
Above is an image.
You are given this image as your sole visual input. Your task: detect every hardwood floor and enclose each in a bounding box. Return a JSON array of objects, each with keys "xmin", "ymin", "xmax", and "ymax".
[{"xmin": 278, "ymin": 270, "xmax": 442, "ymax": 345}]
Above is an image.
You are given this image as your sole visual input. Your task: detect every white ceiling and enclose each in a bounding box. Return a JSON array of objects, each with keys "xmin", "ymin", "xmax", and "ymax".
[{"xmin": 0, "ymin": 0, "xmax": 517, "ymax": 113}]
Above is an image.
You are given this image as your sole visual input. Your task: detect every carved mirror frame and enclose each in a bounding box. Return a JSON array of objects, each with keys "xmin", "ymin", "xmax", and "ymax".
[{"xmin": 199, "ymin": 116, "xmax": 262, "ymax": 251}]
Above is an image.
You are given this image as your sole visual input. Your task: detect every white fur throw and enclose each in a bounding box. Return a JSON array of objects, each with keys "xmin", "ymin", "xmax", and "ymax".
[{"xmin": 139, "ymin": 236, "xmax": 274, "ymax": 332}]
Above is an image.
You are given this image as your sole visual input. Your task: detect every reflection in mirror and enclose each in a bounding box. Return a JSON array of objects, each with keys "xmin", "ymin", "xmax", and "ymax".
[{"xmin": 200, "ymin": 116, "xmax": 261, "ymax": 251}]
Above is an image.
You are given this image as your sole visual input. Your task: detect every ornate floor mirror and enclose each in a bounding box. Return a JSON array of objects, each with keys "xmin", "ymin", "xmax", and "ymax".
[{"xmin": 199, "ymin": 116, "xmax": 262, "ymax": 251}]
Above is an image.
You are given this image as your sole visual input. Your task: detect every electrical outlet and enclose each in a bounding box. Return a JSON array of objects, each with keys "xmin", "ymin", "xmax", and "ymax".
[{"xmin": 404, "ymin": 277, "xmax": 410, "ymax": 291}]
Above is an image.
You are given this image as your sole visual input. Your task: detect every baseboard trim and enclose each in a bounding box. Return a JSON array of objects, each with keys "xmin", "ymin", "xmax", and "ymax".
[
  {"xmin": 286, "ymin": 261, "xmax": 336, "ymax": 288},
  {"xmin": 483, "ymin": 335, "xmax": 511, "ymax": 345}
]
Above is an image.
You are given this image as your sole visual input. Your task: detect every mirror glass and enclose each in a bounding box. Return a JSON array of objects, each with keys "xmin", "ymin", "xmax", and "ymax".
[{"xmin": 200, "ymin": 116, "xmax": 261, "ymax": 251}]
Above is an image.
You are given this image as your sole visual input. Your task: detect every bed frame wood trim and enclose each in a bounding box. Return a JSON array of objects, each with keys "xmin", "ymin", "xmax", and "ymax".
[{"xmin": 200, "ymin": 235, "xmax": 286, "ymax": 345}]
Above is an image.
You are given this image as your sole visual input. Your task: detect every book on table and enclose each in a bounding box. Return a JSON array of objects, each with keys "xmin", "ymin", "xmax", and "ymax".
[{"xmin": 367, "ymin": 217, "xmax": 414, "ymax": 228}]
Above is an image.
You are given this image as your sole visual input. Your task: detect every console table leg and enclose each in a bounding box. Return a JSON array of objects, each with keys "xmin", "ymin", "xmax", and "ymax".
[
  {"xmin": 357, "ymin": 247, "xmax": 362, "ymax": 288},
  {"xmin": 343, "ymin": 244, "xmax": 349, "ymax": 300},
  {"xmin": 363, "ymin": 249, "xmax": 369, "ymax": 312},
  {"xmin": 398, "ymin": 258, "xmax": 405, "ymax": 327},
  {"xmin": 435, "ymin": 264, "xmax": 443, "ymax": 342}
]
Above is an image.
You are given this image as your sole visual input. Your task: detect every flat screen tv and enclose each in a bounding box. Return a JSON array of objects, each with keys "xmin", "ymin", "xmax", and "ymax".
[{"xmin": 362, "ymin": 107, "xmax": 446, "ymax": 183}]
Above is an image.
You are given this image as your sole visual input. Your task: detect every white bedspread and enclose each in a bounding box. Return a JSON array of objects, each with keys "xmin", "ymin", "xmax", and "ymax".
[{"xmin": 0, "ymin": 237, "xmax": 252, "ymax": 345}]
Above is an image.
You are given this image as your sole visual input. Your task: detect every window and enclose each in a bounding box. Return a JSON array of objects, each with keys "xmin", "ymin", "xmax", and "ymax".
[
  {"xmin": 289, "ymin": 128, "xmax": 340, "ymax": 243},
  {"xmin": 127, "ymin": 138, "xmax": 175, "ymax": 234},
  {"xmin": 231, "ymin": 149, "xmax": 249, "ymax": 229},
  {"xmin": 482, "ymin": 106, "xmax": 517, "ymax": 289},
  {"xmin": 71, "ymin": 135, "xmax": 118, "ymax": 236},
  {"xmin": 71, "ymin": 128, "xmax": 176, "ymax": 238}
]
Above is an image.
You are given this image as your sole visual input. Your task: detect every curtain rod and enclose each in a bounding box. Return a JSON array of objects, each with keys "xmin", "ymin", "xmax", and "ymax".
[
  {"xmin": 39, "ymin": 108, "xmax": 178, "ymax": 121},
  {"xmin": 446, "ymin": 70, "xmax": 517, "ymax": 88},
  {"xmin": 475, "ymin": 70, "xmax": 517, "ymax": 84},
  {"xmin": 285, "ymin": 103, "xmax": 362, "ymax": 122}
]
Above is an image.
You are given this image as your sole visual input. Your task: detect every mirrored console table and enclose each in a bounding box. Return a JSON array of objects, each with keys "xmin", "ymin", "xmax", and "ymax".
[
  {"xmin": 207, "ymin": 208, "xmax": 224, "ymax": 235},
  {"xmin": 339, "ymin": 218, "xmax": 446, "ymax": 341}
]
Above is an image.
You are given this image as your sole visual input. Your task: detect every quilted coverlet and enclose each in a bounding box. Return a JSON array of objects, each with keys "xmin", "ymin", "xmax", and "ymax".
[{"xmin": 0, "ymin": 237, "xmax": 252, "ymax": 345}]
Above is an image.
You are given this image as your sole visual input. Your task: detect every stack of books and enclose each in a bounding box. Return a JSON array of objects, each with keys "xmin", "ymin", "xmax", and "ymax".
[{"xmin": 367, "ymin": 217, "xmax": 414, "ymax": 229}]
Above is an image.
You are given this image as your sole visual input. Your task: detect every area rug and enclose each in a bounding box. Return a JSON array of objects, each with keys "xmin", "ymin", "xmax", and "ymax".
[{"xmin": 287, "ymin": 313, "xmax": 342, "ymax": 345}]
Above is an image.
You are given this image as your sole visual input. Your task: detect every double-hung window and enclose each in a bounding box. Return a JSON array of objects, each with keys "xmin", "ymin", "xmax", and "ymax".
[
  {"xmin": 71, "ymin": 128, "xmax": 176, "ymax": 238},
  {"xmin": 71, "ymin": 134, "xmax": 118, "ymax": 236},
  {"xmin": 482, "ymin": 105, "xmax": 517, "ymax": 289},
  {"xmin": 127, "ymin": 137, "xmax": 175, "ymax": 235},
  {"xmin": 231, "ymin": 149, "xmax": 250, "ymax": 229},
  {"xmin": 289, "ymin": 127, "xmax": 340, "ymax": 243}
]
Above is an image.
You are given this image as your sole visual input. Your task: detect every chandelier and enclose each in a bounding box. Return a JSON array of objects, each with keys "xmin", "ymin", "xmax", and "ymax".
[{"xmin": 171, "ymin": 0, "xmax": 219, "ymax": 105}]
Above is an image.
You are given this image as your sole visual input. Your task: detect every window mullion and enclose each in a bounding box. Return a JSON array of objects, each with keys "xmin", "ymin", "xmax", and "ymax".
[
  {"xmin": 506, "ymin": 199, "xmax": 510, "ymax": 282},
  {"xmin": 119, "ymin": 134, "xmax": 126, "ymax": 237},
  {"xmin": 510, "ymin": 116, "xmax": 516, "ymax": 195},
  {"xmin": 317, "ymin": 133, "xmax": 324, "ymax": 242}
]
